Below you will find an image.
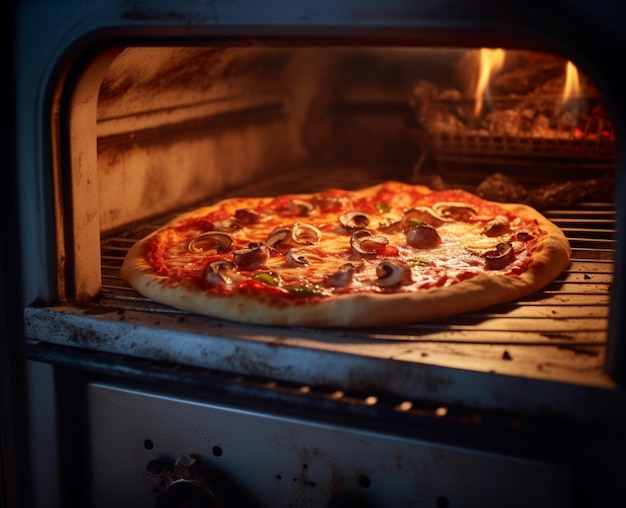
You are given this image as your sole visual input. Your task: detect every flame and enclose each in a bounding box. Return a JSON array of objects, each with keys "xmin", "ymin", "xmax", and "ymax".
[
  {"xmin": 474, "ymin": 48, "xmax": 505, "ymax": 116},
  {"xmin": 562, "ymin": 60, "xmax": 581, "ymax": 103}
]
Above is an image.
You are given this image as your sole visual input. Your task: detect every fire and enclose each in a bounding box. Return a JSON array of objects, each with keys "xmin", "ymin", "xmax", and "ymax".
[
  {"xmin": 562, "ymin": 60, "xmax": 581, "ymax": 103},
  {"xmin": 474, "ymin": 48, "xmax": 505, "ymax": 116}
]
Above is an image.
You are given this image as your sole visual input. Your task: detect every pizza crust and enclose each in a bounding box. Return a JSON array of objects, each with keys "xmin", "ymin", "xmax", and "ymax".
[{"xmin": 120, "ymin": 184, "xmax": 571, "ymax": 327}]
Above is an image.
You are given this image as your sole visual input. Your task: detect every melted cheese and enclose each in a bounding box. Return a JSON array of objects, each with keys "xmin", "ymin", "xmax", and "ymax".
[{"xmin": 149, "ymin": 191, "xmax": 539, "ymax": 297}]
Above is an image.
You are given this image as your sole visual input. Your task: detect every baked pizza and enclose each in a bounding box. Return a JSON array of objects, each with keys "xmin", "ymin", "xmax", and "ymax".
[{"xmin": 120, "ymin": 181, "xmax": 571, "ymax": 327}]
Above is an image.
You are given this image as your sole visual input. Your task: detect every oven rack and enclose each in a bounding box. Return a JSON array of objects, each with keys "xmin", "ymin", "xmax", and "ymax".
[{"xmin": 23, "ymin": 170, "xmax": 619, "ymax": 421}]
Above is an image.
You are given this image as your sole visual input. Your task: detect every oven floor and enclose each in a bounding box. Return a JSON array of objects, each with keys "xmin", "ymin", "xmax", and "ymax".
[{"xmin": 24, "ymin": 165, "xmax": 622, "ymax": 422}]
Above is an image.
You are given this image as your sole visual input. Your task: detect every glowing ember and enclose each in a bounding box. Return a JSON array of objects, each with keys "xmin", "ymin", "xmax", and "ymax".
[{"xmin": 474, "ymin": 48, "xmax": 505, "ymax": 116}]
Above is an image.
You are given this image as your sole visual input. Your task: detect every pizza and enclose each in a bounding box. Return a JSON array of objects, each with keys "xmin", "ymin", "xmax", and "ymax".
[{"xmin": 120, "ymin": 181, "xmax": 571, "ymax": 327}]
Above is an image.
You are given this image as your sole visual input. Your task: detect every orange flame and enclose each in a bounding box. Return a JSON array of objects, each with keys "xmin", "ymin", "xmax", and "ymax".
[
  {"xmin": 475, "ymin": 48, "xmax": 505, "ymax": 116},
  {"xmin": 562, "ymin": 60, "xmax": 581, "ymax": 103}
]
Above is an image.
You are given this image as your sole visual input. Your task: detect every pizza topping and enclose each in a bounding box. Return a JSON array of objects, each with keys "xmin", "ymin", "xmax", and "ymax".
[
  {"xmin": 285, "ymin": 248, "xmax": 323, "ymax": 267},
  {"xmin": 339, "ymin": 211, "xmax": 371, "ymax": 230},
  {"xmin": 377, "ymin": 214, "xmax": 404, "ymax": 232},
  {"xmin": 403, "ymin": 207, "xmax": 445, "ymax": 228},
  {"xmin": 432, "ymin": 202, "xmax": 477, "ymax": 221},
  {"xmin": 516, "ymin": 231, "xmax": 534, "ymax": 242},
  {"xmin": 234, "ymin": 208, "xmax": 264, "ymax": 225},
  {"xmin": 202, "ymin": 259, "xmax": 239, "ymax": 287},
  {"xmin": 213, "ymin": 217, "xmax": 243, "ymax": 232},
  {"xmin": 252, "ymin": 272, "xmax": 281, "ymax": 286},
  {"xmin": 324, "ymin": 263, "xmax": 360, "ymax": 288},
  {"xmin": 374, "ymin": 260, "xmax": 413, "ymax": 288},
  {"xmin": 266, "ymin": 223, "xmax": 322, "ymax": 250},
  {"xmin": 285, "ymin": 284, "xmax": 324, "ymax": 298},
  {"xmin": 187, "ymin": 231, "xmax": 233, "ymax": 254},
  {"xmin": 483, "ymin": 215, "xmax": 510, "ymax": 237},
  {"xmin": 233, "ymin": 243, "xmax": 270, "ymax": 270},
  {"xmin": 289, "ymin": 199, "xmax": 315, "ymax": 216},
  {"xmin": 406, "ymin": 223, "xmax": 442, "ymax": 249},
  {"xmin": 484, "ymin": 242, "xmax": 515, "ymax": 270},
  {"xmin": 291, "ymin": 222, "xmax": 322, "ymax": 245},
  {"xmin": 350, "ymin": 229, "xmax": 390, "ymax": 255},
  {"xmin": 265, "ymin": 227, "xmax": 292, "ymax": 249}
]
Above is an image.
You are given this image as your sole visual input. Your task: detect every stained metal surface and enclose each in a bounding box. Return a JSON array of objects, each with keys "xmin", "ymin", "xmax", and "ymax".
[{"xmin": 87, "ymin": 382, "xmax": 570, "ymax": 508}]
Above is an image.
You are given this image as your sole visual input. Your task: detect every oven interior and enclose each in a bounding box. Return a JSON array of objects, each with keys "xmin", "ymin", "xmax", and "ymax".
[
  {"xmin": 22, "ymin": 43, "xmax": 624, "ymax": 507},
  {"xmin": 28, "ymin": 44, "xmax": 619, "ymax": 411}
]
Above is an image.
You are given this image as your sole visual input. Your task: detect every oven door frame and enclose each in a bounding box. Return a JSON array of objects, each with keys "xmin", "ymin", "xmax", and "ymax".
[{"xmin": 6, "ymin": 1, "xmax": 626, "ymax": 508}]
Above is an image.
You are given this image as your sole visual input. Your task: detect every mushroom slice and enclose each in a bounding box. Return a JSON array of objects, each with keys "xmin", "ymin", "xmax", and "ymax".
[
  {"xmin": 324, "ymin": 263, "xmax": 359, "ymax": 288},
  {"xmin": 187, "ymin": 231, "xmax": 233, "ymax": 254},
  {"xmin": 483, "ymin": 215, "xmax": 510, "ymax": 237},
  {"xmin": 350, "ymin": 230, "xmax": 389, "ymax": 254},
  {"xmin": 406, "ymin": 223, "xmax": 442, "ymax": 249},
  {"xmin": 202, "ymin": 259, "xmax": 238, "ymax": 287},
  {"xmin": 291, "ymin": 222, "xmax": 322, "ymax": 245},
  {"xmin": 484, "ymin": 242, "xmax": 515, "ymax": 270},
  {"xmin": 234, "ymin": 208, "xmax": 264, "ymax": 225},
  {"xmin": 233, "ymin": 243, "xmax": 270, "ymax": 271},
  {"xmin": 516, "ymin": 231, "xmax": 533, "ymax": 242},
  {"xmin": 285, "ymin": 248, "xmax": 322, "ymax": 267},
  {"xmin": 376, "ymin": 214, "xmax": 403, "ymax": 232},
  {"xmin": 265, "ymin": 227, "xmax": 292, "ymax": 248},
  {"xmin": 289, "ymin": 199, "xmax": 315, "ymax": 216},
  {"xmin": 403, "ymin": 207, "xmax": 445, "ymax": 228},
  {"xmin": 374, "ymin": 260, "xmax": 413, "ymax": 288},
  {"xmin": 432, "ymin": 202, "xmax": 477, "ymax": 221},
  {"xmin": 339, "ymin": 211, "xmax": 371, "ymax": 230},
  {"xmin": 213, "ymin": 217, "xmax": 243, "ymax": 232}
]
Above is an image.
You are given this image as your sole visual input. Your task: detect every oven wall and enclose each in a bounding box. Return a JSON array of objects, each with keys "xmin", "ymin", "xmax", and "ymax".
[{"xmin": 95, "ymin": 47, "xmax": 439, "ymax": 233}]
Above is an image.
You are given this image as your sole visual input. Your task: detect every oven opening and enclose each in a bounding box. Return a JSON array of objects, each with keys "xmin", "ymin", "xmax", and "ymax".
[{"xmin": 28, "ymin": 44, "xmax": 617, "ymax": 421}]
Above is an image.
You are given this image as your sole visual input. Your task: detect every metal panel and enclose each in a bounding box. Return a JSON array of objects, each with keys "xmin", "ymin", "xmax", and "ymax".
[{"xmin": 88, "ymin": 382, "xmax": 570, "ymax": 508}]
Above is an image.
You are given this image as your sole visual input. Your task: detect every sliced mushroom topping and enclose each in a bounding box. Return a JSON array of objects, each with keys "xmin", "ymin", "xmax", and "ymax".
[
  {"xmin": 202, "ymin": 259, "xmax": 238, "ymax": 287},
  {"xmin": 350, "ymin": 230, "xmax": 389, "ymax": 254},
  {"xmin": 483, "ymin": 215, "xmax": 510, "ymax": 237},
  {"xmin": 265, "ymin": 227, "xmax": 292, "ymax": 248},
  {"xmin": 234, "ymin": 208, "xmax": 264, "ymax": 225},
  {"xmin": 289, "ymin": 199, "xmax": 315, "ymax": 216},
  {"xmin": 315, "ymin": 196, "xmax": 346, "ymax": 212},
  {"xmin": 324, "ymin": 263, "xmax": 358, "ymax": 288},
  {"xmin": 376, "ymin": 214, "xmax": 404, "ymax": 232},
  {"xmin": 285, "ymin": 248, "xmax": 322, "ymax": 267},
  {"xmin": 232, "ymin": 243, "xmax": 270, "ymax": 271},
  {"xmin": 403, "ymin": 206, "xmax": 445, "ymax": 228},
  {"xmin": 516, "ymin": 231, "xmax": 534, "ymax": 242},
  {"xmin": 406, "ymin": 223, "xmax": 442, "ymax": 249},
  {"xmin": 484, "ymin": 242, "xmax": 515, "ymax": 270},
  {"xmin": 187, "ymin": 231, "xmax": 233, "ymax": 254},
  {"xmin": 290, "ymin": 222, "xmax": 322, "ymax": 245},
  {"xmin": 213, "ymin": 217, "xmax": 243, "ymax": 232},
  {"xmin": 374, "ymin": 260, "xmax": 413, "ymax": 288},
  {"xmin": 339, "ymin": 211, "xmax": 370, "ymax": 230},
  {"xmin": 432, "ymin": 202, "xmax": 477, "ymax": 221}
]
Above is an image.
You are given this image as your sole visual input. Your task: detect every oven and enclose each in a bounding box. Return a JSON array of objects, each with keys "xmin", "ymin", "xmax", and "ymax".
[{"xmin": 3, "ymin": 1, "xmax": 626, "ymax": 507}]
